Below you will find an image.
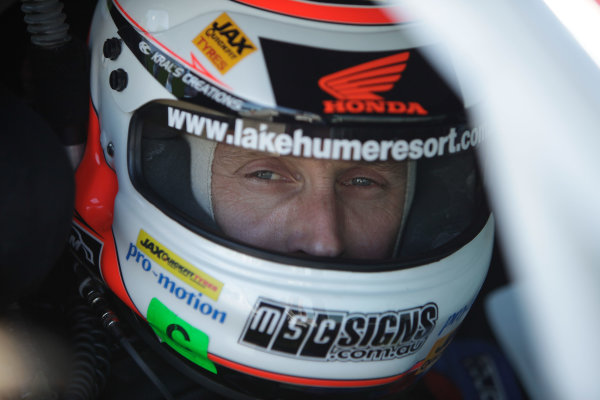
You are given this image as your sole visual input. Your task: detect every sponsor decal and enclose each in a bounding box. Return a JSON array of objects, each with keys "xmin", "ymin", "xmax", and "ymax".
[
  {"xmin": 415, "ymin": 330, "xmax": 456, "ymax": 375},
  {"xmin": 261, "ymin": 38, "xmax": 463, "ymax": 118},
  {"xmin": 166, "ymin": 105, "xmax": 486, "ymax": 162},
  {"xmin": 109, "ymin": 4, "xmax": 249, "ymax": 112},
  {"xmin": 318, "ymin": 52, "xmax": 427, "ymax": 115},
  {"xmin": 135, "ymin": 230, "xmax": 224, "ymax": 301},
  {"xmin": 69, "ymin": 221, "xmax": 103, "ymax": 267},
  {"xmin": 438, "ymin": 298, "xmax": 476, "ymax": 337},
  {"xmin": 137, "ymin": 38, "xmax": 244, "ymax": 111},
  {"xmin": 147, "ymin": 297, "xmax": 217, "ymax": 373},
  {"xmin": 126, "ymin": 241, "xmax": 227, "ymax": 324},
  {"xmin": 240, "ymin": 298, "xmax": 438, "ymax": 362},
  {"xmin": 193, "ymin": 13, "xmax": 257, "ymax": 74}
]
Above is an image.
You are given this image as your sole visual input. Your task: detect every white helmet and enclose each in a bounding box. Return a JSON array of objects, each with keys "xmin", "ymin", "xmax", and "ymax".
[{"xmin": 71, "ymin": 0, "xmax": 493, "ymax": 398}]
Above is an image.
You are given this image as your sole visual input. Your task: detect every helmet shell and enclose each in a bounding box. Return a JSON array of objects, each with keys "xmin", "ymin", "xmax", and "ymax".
[{"xmin": 70, "ymin": 0, "xmax": 493, "ymax": 397}]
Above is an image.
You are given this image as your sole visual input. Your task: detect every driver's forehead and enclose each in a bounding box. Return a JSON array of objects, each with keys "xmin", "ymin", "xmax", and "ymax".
[{"xmin": 212, "ymin": 143, "xmax": 408, "ymax": 176}]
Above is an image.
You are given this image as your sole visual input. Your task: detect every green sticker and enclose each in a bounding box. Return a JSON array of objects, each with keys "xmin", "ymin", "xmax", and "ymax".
[{"xmin": 147, "ymin": 297, "xmax": 217, "ymax": 374}]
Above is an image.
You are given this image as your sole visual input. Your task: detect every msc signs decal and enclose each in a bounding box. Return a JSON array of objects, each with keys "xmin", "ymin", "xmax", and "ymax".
[
  {"xmin": 193, "ymin": 13, "xmax": 257, "ymax": 74},
  {"xmin": 136, "ymin": 229, "xmax": 224, "ymax": 301},
  {"xmin": 240, "ymin": 298, "xmax": 438, "ymax": 362}
]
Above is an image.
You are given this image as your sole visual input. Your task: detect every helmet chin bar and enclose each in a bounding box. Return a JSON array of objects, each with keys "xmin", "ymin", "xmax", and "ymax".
[
  {"xmin": 109, "ymin": 207, "xmax": 493, "ymax": 395},
  {"xmin": 120, "ymin": 301, "xmax": 421, "ymax": 400}
]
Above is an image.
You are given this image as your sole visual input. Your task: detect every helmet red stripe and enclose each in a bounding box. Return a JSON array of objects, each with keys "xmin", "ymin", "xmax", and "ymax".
[
  {"xmin": 232, "ymin": 0, "xmax": 407, "ymax": 25},
  {"xmin": 208, "ymin": 353, "xmax": 422, "ymax": 387},
  {"xmin": 74, "ymin": 101, "xmax": 138, "ymax": 315}
]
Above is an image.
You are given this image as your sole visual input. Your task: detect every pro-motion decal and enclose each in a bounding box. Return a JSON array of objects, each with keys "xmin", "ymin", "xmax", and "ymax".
[
  {"xmin": 109, "ymin": 1, "xmax": 254, "ymax": 114},
  {"xmin": 261, "ymin": 38, "xmax": 463, "ymax": 118},
  {"xmin": 69, "ymin": 221, "xmax": 103, "ymax": 267},
  {"xmin": 125, "ymin": 239, "xmax": 226, "ymax": 324},
  {"xmin": 240, "ymin": 298, "xmax": 438, "ymax": 362},
  {"xmin": 134, "ymin": 229, "xmax": 224, "ymax": 301},
  {"xmin": 125, "ymin": 241, "xmax": 226, "ymax": 324},
  {"xmin": 193, "ymin": 13, "xmax": 257, "ymax": 74}
]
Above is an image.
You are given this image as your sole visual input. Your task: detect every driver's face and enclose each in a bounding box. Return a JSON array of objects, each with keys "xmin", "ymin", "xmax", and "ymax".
[{"xmin": 211, "ymin": 144, "xmax": 409, "ymax": 259}]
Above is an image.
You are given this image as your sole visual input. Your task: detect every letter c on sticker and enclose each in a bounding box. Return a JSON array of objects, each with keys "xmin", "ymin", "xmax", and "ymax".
[{"xmin": 167, "ymin": 323, "xmax": 190, "ymax": 346}]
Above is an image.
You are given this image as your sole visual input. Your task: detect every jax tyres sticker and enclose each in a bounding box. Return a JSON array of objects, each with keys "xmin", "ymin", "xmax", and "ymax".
[
  {"xmin": 136, "ymin": 230, "xmax": 223, "ymax": 301},
  {"xmin": 69, "ymin": 221, "xmax": 103, "ymax": 267},
  {"xmin": 240, "ymin": 298, "xmax": 438, "ymax": 362},
  {"xmin": 193, "ymin": 13, "xmax": 257, "ymax": 74},
  {"xmin": 109, "ymin": 3, "xmax": 248, "ymax": 113}
]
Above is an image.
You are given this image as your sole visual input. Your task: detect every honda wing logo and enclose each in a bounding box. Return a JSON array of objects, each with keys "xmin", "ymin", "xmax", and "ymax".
[
  {"xmin": 319, "ymin": 52, "xmax": 409, "ymax": 99},
  {"xmin": 318, "ymin": 52, "xmax": 427, "ymax": 115}
]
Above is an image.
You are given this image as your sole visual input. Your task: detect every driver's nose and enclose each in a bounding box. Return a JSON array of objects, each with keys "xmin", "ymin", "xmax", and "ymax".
[{"xmin": 285, "ymin": 185, "xmax": 344, "ymax": 257}]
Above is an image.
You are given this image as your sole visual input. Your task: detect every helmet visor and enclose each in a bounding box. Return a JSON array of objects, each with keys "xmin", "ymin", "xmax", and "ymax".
[{"xmin": 129, "ymin": 100, "xmax": 488, "ymax": 270}]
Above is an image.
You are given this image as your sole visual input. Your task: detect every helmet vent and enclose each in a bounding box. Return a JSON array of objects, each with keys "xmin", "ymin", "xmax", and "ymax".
[{"xmin": 109, "ymin": 68, "xmax": 128, "ymax": 92}]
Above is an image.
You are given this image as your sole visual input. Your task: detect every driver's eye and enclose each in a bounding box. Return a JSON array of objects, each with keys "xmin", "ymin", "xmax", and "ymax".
[
  {"xmin": 350, "ymin": 177, "xmax": 374, "ymax": 186},
  {"xmin": 253, "ymin": 170, "xmax": 283, "ymax": 180},
  {"xmin": 340, "ymin": 176, "xmax": 380, "ymax": 188}
]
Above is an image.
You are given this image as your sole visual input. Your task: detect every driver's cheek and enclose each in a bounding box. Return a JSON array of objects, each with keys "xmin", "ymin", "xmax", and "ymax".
[
  {"xmin": 340, "ymin": 198, "xmax": 401, "ymax": 258},
  {"xmin": 217, "ymin": 191, "xmax": 289, "ymax": 248}
]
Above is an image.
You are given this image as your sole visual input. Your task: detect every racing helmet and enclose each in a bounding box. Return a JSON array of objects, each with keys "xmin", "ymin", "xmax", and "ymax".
[{"xmin": 71, "ymin": 0, "xmax": 493, "ymax": 398}]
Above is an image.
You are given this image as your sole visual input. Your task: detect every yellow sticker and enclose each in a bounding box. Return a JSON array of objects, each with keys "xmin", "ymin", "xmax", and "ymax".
[
  {"xmin": 414, "ymin": 329, "xmax": 457, "ymax": 375},
  {"xmin": 137, "ymin": 229, "xmax": 223, "ymax": 301},
  {"xmin": 192, "ymin": 13, "xmax": 257, "ymax": 74}
]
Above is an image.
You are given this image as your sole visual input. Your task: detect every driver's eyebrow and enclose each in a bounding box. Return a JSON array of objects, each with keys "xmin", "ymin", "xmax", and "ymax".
[
  {"xmin": 217, "ymin": 147, "xmax": 275, "ymax": 167},
  {"xmin": 355, "ymin": 160, "xmax": 407, "ymax": 173},
  {"xmin": 215, "ymin": 144, "xmax": 407, "ymax": 173}
]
